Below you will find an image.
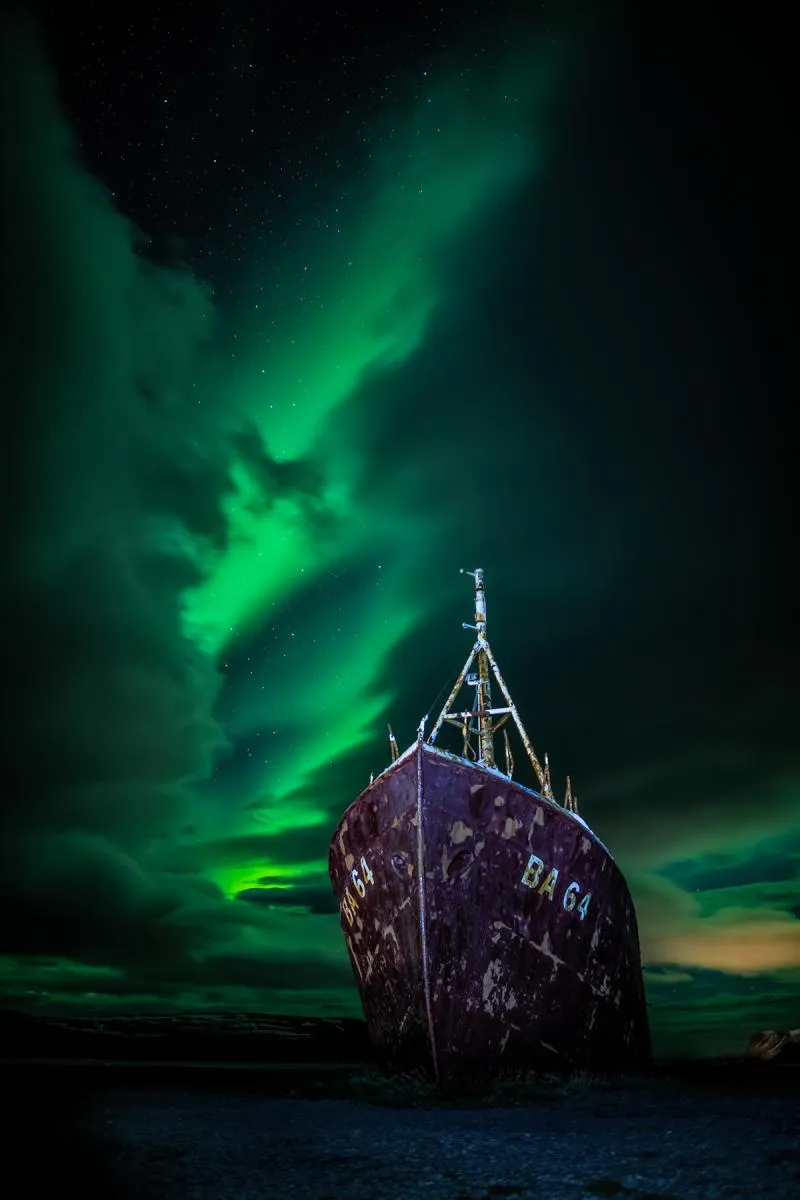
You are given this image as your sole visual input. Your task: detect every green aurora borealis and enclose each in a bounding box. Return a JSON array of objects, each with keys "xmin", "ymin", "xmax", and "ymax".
[{"xmin": 1, "ymin": 5, "xmax": 797, "ymax": 1057}]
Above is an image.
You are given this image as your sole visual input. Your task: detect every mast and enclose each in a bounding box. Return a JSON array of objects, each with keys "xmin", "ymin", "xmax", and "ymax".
[
  {"xmin": 471, "ymin": 569, "xmax": 495, "ymax": 768},
  {"xmin": 427, "ymin": 569, "xmax": 559, "ymax": 802}
]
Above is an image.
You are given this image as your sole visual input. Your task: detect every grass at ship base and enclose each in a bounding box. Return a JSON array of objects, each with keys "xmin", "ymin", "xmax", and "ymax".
[{"xmin": 340, "ymin": 1059, "xmax": 798, "ymax": 1107}]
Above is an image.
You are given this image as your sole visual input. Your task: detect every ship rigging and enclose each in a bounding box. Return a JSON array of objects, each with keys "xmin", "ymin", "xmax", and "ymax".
[{"xmin": 421, "ymin": 569, "xmax": 578, "ymax": 814}]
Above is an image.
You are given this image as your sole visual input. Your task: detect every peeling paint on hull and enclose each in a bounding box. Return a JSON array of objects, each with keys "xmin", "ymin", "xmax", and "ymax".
[{"xmin": 329, "ymin": 743, "xmax": 651, "ymax": 1086}]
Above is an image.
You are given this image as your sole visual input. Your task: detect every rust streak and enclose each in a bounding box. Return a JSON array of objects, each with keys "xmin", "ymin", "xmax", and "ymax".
[
  {"xmin": 382, "ymin": 924, "xmax": 400, "ymax": 949},
  {"xmin": 449, "ymin": 820, "xmax": 473, "ymax": 844},
  {"xmin": 501, "ymin": 816, "xmax": 522, "ymax": 840},
  {"xmin": 482, "ymin": 958, "xmax": 503, "ymax": 1003},
  {"xmin": 532, "ymin": 929, "xmax": 567, "ymax": 968}
]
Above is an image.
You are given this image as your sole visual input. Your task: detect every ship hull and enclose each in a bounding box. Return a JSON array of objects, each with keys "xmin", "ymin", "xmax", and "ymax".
[{"xmin": 329, "ymin": 742, "xmax": 651, "ymax": 1085}]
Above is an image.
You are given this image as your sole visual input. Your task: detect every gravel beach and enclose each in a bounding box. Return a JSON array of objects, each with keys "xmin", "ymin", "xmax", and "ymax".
[{"xmin": 4, "ymin": 1063, "xmax": 798, "ymax": 1200}]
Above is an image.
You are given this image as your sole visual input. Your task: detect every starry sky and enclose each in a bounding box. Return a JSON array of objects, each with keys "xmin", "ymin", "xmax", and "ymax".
[{"xmin": 1, "ymin": 0, "xmax": 796, "ymax": 1058}]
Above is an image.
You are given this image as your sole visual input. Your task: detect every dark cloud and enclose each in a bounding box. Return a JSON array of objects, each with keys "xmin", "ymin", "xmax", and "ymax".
[
  {"xmin": 0, "ymin": 833, "xmax": 189, "ymax": 964},
  {"xmin": 233, "ymin": 425, "xmax": 333, "ymax": 528},
  {"xmin": 176, "ymin": 952, "xmax": 355, "ymax": 992},
  {"xmin": 156, "ymin": 825, "xmax": 331, "ymax": 876},
  {"xmin": 237, "ymin": 885, "xmax": 338, "ymax": 915},
  {"xmin": 646, "ymin": 967, "xmax": 800, "ymax": 1057},
  {"xmin": 1, "ymin": 15, "xmax": 229, "ymax": 778},
  {"xmin": 0, "ymin": 15, "xmax": 240, "ymax": 978}
]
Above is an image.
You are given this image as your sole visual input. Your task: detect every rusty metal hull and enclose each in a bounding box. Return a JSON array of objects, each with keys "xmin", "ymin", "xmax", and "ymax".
[{"xmin": 329, "ymin": 743, "xmax": 651, "ymax": 1085}]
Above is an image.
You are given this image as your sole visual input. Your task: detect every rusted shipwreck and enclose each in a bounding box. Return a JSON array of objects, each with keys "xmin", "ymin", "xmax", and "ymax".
[{"xmin": 329, "ymin": 569, "xmax": 651, "ymax": 1085}]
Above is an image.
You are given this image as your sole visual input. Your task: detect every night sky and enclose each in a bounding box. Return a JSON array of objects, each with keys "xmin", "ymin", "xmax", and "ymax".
[{"xmin": 1, "ymin": 0, "xmax": 796, "ymax": 1058}]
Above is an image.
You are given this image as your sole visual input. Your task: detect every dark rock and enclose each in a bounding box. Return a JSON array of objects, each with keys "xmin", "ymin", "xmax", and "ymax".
[{"xmin": 746, "ymin": 1029, "xmax": 800, "ymax": 1063}]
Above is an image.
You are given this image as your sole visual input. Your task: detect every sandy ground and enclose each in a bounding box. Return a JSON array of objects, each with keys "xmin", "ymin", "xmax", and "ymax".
[{"xmin": 3, "ymin": 1063, "xmax": 798, "ymax": 1199}]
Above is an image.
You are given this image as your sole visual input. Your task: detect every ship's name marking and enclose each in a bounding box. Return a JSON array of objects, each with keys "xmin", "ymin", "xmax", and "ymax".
[
  {"xmin": 339, "ymin": 856, "xmax": 375, "ymax": 926},
  {"xmin": 521, "ymin": 854, "xmax": 592, "ymax": 920}
]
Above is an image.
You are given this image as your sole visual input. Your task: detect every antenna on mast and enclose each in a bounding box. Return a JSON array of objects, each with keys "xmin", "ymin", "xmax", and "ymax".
[{"xmin": 461, "ymin": 568, "xmax": 494, "ymax": 767}]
